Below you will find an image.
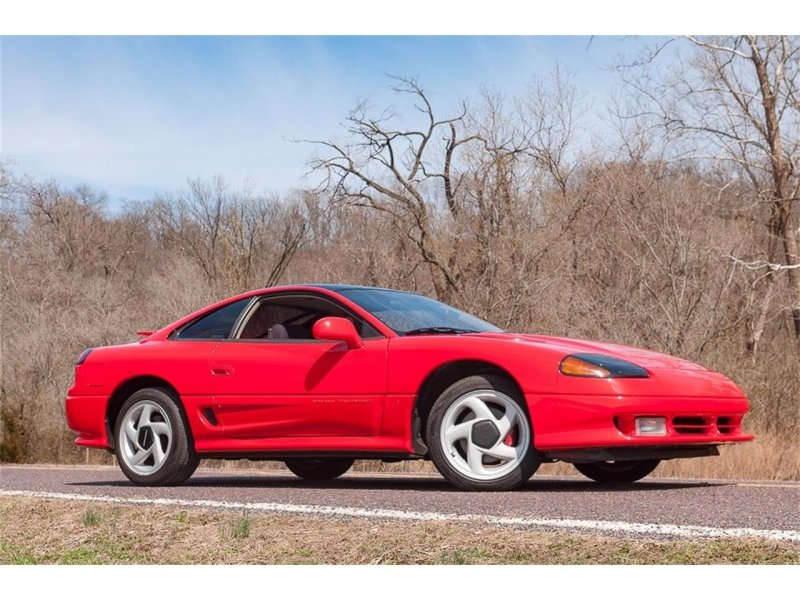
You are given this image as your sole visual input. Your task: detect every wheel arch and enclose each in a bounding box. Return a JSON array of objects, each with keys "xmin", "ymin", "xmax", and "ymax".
[
  {"xmin": 105, "ymin": 376, "xmax": 188, "ymax": 450},
  {"xmin": 411, "ymin": 360, "xmax": 526, "ymax": 455}
]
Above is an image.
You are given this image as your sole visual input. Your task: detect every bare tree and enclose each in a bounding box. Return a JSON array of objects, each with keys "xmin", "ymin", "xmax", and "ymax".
[
  {"xmin": 618, "ymin": 36, "xmax": 800, "ymax": 349},
  {"xmin": 309, "ymin": 73, "xmax": 583, "ymax": 307},
  {"xmin": 308, "ymin": 76, "xmax": 484, "ymax": 301},
  {"xmin": 152, "ymin": 177, "xmax": 307, "ymax": 296},
  {"xmin": 519, "ymin": 66, "xmax": 585, "ymax": 197}
]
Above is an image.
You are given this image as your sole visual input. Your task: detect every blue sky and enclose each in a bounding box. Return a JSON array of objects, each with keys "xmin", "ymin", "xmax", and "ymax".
[{"xmin": 1, "ymin": 36, "xmax": 632, "ymax": 202}]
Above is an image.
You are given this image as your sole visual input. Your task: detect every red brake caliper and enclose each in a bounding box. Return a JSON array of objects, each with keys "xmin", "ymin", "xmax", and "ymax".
[{"xmin": 503, "ymin": 426, "xmax": 517, "ymax": 446}]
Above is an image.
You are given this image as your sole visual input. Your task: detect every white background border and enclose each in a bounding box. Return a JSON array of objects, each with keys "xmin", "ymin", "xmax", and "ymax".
[
  {"xmin": 1, "ymin": 0, "xmax": 798, "ymax": 35},
  {"xmin": 0, "ymin": 1, "xmax": 797, "ymax": 594}
]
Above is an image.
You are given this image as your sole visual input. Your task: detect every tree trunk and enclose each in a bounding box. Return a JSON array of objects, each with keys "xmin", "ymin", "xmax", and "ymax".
[{"xmin": 749, "ymin": 36, "xmax": 800, "ymax": 347}]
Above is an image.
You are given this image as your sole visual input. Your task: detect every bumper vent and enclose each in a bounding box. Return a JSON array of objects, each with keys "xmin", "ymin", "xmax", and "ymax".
[
  {"xmin": 671, "ymin": 415, "xmax": 742, "ymax": 436},
  {"xmin": 716, "ymin": 416, "xmax": 738, "ymax": 434},
  {"xmin": 614, "ymin": 413, "xmax": 745, "ymax": 437},
  {"xmin": 672, "ymin": 416, "xmax": 712, "ymax": 435}
]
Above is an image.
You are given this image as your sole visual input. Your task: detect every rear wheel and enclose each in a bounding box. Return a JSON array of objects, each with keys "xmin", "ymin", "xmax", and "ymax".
[
  {"xmin": 114, "ymin": 387, "xmax": 199, "ymax": 486},
  {"xmin": 426, "ymin": 375, "xmax": 542, "ymax": 491},
  {"xmin": 573, "ymin": 459, "xmax": 660, "ymax": 483},
  {"xmin": 285, "ymin": 458, "xmax": 355, "ymax": 480}
]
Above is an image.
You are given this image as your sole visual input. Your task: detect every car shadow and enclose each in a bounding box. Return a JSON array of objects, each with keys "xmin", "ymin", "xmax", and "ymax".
[{"xmin": 68, "ymin": 474, "xmax": 728, "ymax": 493}]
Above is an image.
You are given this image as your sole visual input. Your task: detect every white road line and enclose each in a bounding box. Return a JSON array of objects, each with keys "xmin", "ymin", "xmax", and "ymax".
[{"xmin": 2, "ymin": 488, "xmax": 799, "ymax": 543}]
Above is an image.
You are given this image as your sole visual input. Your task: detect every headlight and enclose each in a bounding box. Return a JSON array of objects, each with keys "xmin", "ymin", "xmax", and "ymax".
[{"xmin": 559, "ymin": 353, "xmax": 649, "ymax": 378}]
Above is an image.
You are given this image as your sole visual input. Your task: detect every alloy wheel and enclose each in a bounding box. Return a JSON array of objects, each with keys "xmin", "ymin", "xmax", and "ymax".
[
  {"xmin": 439, "ymin": 389, "xmax": 530, "ymax": 481},
  {"xmin": 118, "ymin": 400, "xmax": 173, "ymax": 476}
]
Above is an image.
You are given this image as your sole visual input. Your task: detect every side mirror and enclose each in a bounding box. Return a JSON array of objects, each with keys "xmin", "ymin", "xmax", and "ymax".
[{"xmin": 312, "ymin": 317, "xmax": 363, "ymax": 349}]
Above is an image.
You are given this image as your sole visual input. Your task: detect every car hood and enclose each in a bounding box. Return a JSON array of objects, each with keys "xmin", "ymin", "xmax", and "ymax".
[{"xmin": 475, "ymin": 332, "xmax": 707, "ymax": 371}]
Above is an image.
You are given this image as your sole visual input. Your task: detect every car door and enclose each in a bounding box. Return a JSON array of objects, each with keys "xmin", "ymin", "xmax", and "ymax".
[
  {"xmin": 209, "ymin": 293, "xmax": 388, "ymax": 442},
  {"xmin": 165, "ymin": 296, "xmax": 255, "ymax": 446}
]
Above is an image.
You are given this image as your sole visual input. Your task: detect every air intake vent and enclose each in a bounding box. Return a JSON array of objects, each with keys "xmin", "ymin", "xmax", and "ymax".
[
  {"xmin": 716, "ymin": 416, "xmax": 738, "ymax": 435},
  {"xmin": 672, "ymin": 416, "xmax": 712, "ymax": 435},
  {"xmin": 202, "ymin": 408, "xmax": 219, "ymax": 426}
]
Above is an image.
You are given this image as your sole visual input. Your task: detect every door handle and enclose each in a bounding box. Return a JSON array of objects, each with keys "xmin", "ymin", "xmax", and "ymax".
[{"xmin": 211, "ymin": 364, "xmax": 235, "ymax": 376}]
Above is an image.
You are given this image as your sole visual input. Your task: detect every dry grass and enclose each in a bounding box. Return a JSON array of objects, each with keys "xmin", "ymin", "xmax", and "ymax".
[
  {"xmin": 0, "ymin": 497, "xmax": 797, "ymax": 565},
  {"xmin": 652, "ymin": 434, "xmax": 800, "ymax": 480}
]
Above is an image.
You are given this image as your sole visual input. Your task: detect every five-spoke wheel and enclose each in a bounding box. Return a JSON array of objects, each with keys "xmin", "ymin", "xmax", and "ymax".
[
  {"xmin": 427, "ymin": 375, "xmax": 541, "ymax": 491},
  {"xmin": 114, "ymin": 388, "xmax": 199, "ymax": 486},
  {"xmin": 118, "ymin": 400, "xmax": 173, "ymax": 476}
]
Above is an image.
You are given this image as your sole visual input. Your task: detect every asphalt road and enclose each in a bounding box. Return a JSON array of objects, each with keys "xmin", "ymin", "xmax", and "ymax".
[{"xmin": 2, "ymin": 464, "xmax": 798, "ymax": 540}]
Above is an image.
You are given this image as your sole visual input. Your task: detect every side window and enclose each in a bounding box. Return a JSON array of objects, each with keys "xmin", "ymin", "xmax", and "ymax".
[
  {"xmin": 176, "ymin": 298, "xmax": 252, "ymax": 340},
  {"xmin": 239, "ymin": 303, "xmax": 307, "ymax": 339},
  {"xmin": 235, "ymin": 294, "xmax": 382, "ymax": 341},
  {"xmin": 358, "ymin": 320, "xmax": 381, "ymax": 339}
]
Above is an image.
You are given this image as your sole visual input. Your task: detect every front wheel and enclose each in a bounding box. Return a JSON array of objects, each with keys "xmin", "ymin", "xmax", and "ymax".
[
  {"xmin": 285, "ymin": 458, "xmax": 355, "ymax": 480},
  {"xmin": 114, "ymin": 387, "xmax": 199, "ymax": 486},
  {"xmin": 426, "ymin": 375, "xmax": 542, "ymax": 491},
  {"xmin": 573, "ymin": 459, "xmax": 660, "ymax": 483}
]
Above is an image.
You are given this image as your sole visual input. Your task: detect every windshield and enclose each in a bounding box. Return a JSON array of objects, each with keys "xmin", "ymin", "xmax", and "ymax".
[{"xmin": 336, "ymin": 288, "xmax": 502, "ymax": 335}]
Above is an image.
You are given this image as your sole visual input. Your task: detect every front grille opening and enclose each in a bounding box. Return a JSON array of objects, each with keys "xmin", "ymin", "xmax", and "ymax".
[
  {"xmin": 717, "ymin": 416, "xmax": 739, "ymax": 434},
  {"xmin": 672, "ymin": 416, "xmax": 712, "ymax": 435}
]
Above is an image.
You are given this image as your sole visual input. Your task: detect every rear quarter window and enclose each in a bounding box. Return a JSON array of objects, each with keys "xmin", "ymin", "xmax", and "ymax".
[{"xmin": 175, "ymin": 298, "xmax": 252, "ymax": 340}]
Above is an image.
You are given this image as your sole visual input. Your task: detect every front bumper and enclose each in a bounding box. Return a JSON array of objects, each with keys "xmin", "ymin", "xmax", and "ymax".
[{"xmin": 527, "ymin": 393, "xmax": 754, "ymax": 451}]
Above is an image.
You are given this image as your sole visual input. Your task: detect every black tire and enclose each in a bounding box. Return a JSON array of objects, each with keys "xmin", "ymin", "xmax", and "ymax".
[
  {"xmin": 426, "ymin": 374, "xmax": 542, "ymax": 491},
  {"xmin": 114, "ymin": 387, "xmax": 199, "ymax": 486},
  {"xmin": 284, "ymin": 458, "xmax": 355, "ymax": 480},
  {"xmin": 573, "ymin": 459, "xmax": 660, "ymax": 483}
]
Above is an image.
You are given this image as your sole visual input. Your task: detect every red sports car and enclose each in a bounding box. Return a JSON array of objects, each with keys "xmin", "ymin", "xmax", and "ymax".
[{"xmin": 66, "ymin": 284, "xmax": 753, "ymax": 490}]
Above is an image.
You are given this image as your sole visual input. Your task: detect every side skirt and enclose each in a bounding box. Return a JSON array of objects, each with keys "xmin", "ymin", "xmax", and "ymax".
[{"xmin": 198, "ymin": 451, "xmax": 424, "ymax": 461}]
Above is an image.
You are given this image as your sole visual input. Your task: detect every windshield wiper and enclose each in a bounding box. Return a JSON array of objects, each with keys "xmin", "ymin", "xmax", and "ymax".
[{"xmin": 404, "ymin": 327, "xmax": 479, "ymax": 336}]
